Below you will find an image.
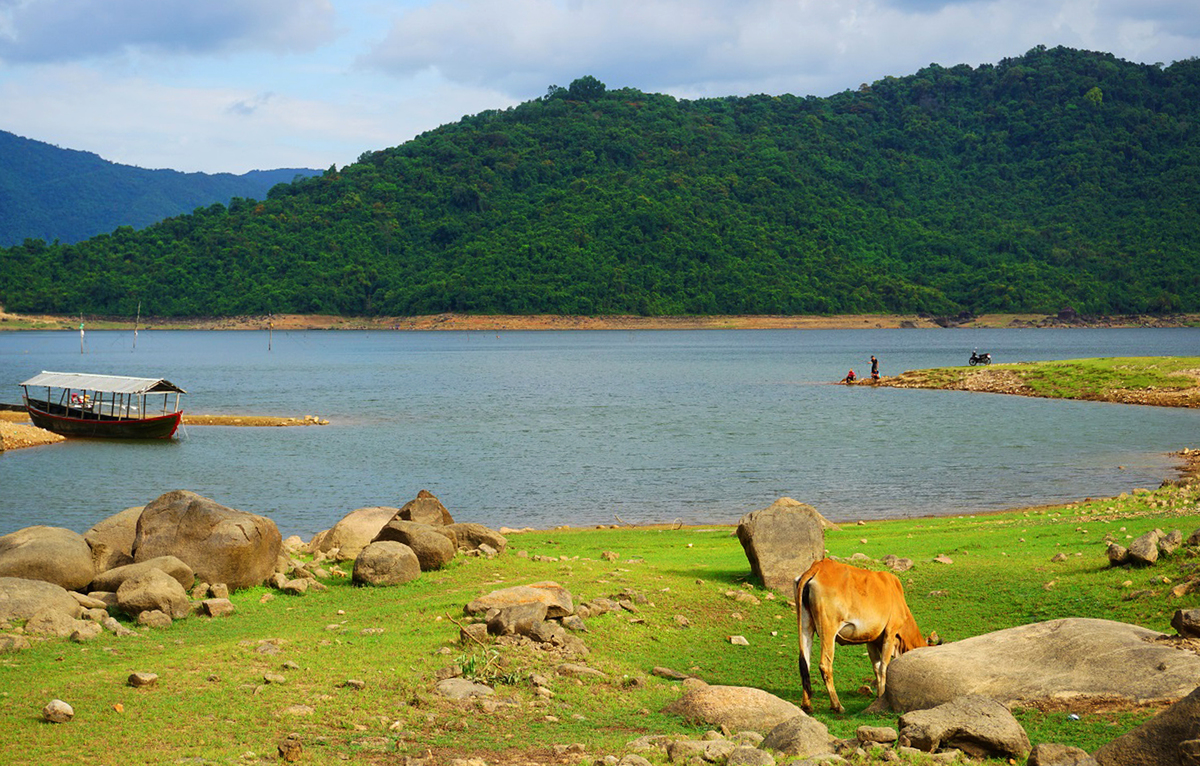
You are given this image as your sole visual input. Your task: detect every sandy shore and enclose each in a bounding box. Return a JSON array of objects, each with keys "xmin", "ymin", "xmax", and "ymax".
[
  {"xmin": 3, "ymin": 310, "xmax": 1198, "ymax": 332},
  {"xmin": 0, "ymin": 410, "xmax": 325, "ymax": 451}
]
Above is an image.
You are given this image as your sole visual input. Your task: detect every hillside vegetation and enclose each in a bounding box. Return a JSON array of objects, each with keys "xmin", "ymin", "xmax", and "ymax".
[
  {"xmin": 1, "ymin": 46, "xmax": 1198, "ymax": 318},
  {"xmin": 0, "ymin": 130, "xmax": 318, "ymax": 246}
]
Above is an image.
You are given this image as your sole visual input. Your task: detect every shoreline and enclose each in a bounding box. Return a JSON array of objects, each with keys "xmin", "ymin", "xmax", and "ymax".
[
  {"xmin": 0, "ymin": 411, "xmax": 325, "ymax": 451},
  {"xmin": 2, "ymin": 310, "xmax": 1198, "ymax": 332}
]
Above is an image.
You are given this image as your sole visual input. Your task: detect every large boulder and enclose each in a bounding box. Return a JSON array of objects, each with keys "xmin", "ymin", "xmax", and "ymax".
[
  {"xmin": 0, "ymin": 577, "xmax": 83, "ymax": 621},
  {"xmin": 352, "ymin": 541, "xmax": 421, "ymax": 586},
  {"xmin": 309, "ymin": 506, "xmax": 397, "ymax": 560},
  {"xmin": 736, "ymin": 498, "xmax": 832, "ymax": 593},
  {"xmin": 84, "ymin": 506, "xmax": 143, "ymax": 573},
  {"xmin": 395, "ymin": 490, "xmax": 454, "ymax": 526},
  {"xmin": 446, "ymin": 522, "xmax": 508, "ymax": 554},
  {"xmin": 883, "ymin": 618, "xmax": 1200, "ymax": 712},
  {"xmin": 761, "ymin": 715, "xmax": 835, "ymax": 758},
  {"xmin": 465, "ymin": 581, "xmax": 575, "ymax": 619},
  {"xmin": 91, "ymin": 556, "xmax": 194, "ymax": 592},
  {"xmin": 116, "ymin": 568, "xmax": 190, "ymax": 619},
  {"xmin": 0, "ymin": 526, "xmax": 95, "ymax": 591},
  {"xmin": 132, "ymin": 490, "xmax": 281, "ymax": 590},
  {"xmin": 372, "ymin": 519, "xmax": 455, "ymax": 571},
  {"xmin": 664, "ymin": 682, "xmax": 807, "ymax": 733},
  {"xmin": 1094, "ymin": 684, "xmax": 1200, "ymax": 765},
  {"xmin": 898, "ymin": 695, "xmax": 1030, "ymax": 760}
]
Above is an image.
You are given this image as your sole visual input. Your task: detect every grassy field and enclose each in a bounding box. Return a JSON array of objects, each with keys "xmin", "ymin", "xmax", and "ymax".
[{"xmin": 2, "ymin": 469, "xmax": 1199, "ymax": 765}]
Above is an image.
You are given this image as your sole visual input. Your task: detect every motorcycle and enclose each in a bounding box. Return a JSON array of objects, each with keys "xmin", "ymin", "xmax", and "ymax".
[{"xmin": 969, "ymin": 350, "xmax": 991, "ymax": 366}]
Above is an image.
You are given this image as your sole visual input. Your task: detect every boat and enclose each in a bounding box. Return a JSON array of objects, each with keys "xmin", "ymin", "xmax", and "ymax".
[{"xmin": 19, "ymin": 371, "xmax": 186, "ymax": 439}]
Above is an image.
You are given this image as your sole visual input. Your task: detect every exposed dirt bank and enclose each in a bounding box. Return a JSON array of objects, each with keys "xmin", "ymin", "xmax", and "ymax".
[
  {"xmin": 0, "ymin": 410, "xmax": 324, "ymax": 451},
  {"xmin": 880, "ymin": 367, "xmax": 1200, "ymax": 408},
  {"xmin": 3, "ymin": 310, "xmax": 1198, "ymax": 332}
]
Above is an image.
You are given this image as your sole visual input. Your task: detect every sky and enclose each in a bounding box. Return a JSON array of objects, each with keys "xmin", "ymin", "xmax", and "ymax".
[{"xmin": 1, "ymin": 0, "xmax": 1197, "ymax": 175}]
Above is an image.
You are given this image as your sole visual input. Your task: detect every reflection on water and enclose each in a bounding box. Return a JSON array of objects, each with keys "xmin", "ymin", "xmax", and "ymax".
[{"xmin": 2, "ymin": 328, "xmax": 1198, "ymax": 538}]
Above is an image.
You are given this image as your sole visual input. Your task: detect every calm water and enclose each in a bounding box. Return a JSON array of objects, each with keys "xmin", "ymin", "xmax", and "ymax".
[{"xmin": 2, "ymin": 328, "xmax": 1198, "ymax": 539}]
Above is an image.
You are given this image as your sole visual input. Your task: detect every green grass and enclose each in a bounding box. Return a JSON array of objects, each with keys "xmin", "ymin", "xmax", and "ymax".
[{"xmin": 2, "ymin": 479, "xmax": 1199, "ymax": 764}]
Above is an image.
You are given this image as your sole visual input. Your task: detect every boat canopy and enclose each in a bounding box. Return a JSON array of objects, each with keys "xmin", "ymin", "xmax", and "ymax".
[{"xmin": 20, "ymin": 371, "xmax": 187, "ymax": 395}]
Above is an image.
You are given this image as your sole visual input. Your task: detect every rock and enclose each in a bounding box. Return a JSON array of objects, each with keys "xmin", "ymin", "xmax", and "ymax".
[
  {"xmin": 486, "ymin": 600, "xmax": 548, "ymax": 636},
  {"xmin": 561, "ymin": 614, "xmax": 587, "ymax": 632},
  {"xmin": 1107, "ymin": 543, "xmax": 1129, "ymax": 566},
  {"xmin": 1128, "ymin": 530, "xmax": 1163, "ymax": 565},
  {"xmin": 1094, "ymin": 683, "xmax": 1200, "ymax": 766},
  {"xmin": 133, "ymin": 490, "xmax": 281, "ymax": 590},
  {"xmin": 117, "ymin": 569, "xmax": 190, "ymax": 619},
  {"xmin": 1173, "ymin": 610, "xmax": 1200, "ymax": 638},
  {"xmin": 0, "ymin": 634, "xmax": 31, "ymax": 652},
  {"xmin": 435, "ymin": 677, "xmax": 494, "ymax": 700},
  {"xmin": 396, "ymin": 489, "xmax": 455, "ymax": 526},
  {"xmin": 201, "ymin": 598, "xmax": 235, "ymax": 617},
  {"xmin": 898, "ymin": 695, "xmax": 1030, "ymax": 760},
  {"xmin": 0, "ymin": 576, "xmax": 83, "ymax": 622},
  {"xmin": 278, "ymin": 733, "xmax": 303, "ymax": 763},
  {"xmin": 653, "ymin": 666, "xmax": 690, "ymax": 680},
  {"xmin": 90, "ymin": 555, "xmax": 195, "ymax": 592},
  {"xmin": 727, "ymin": 745, "xmax": 775, "ymax": 766},
  {"xmin": 1188, "ymin": 528, "xmax": 1200, "ymax": 547},
  {"xmin": 42, "ymin": 699, "xmax": 74, "ymax": 723},
  {"xmin": 664, "ymin": 683, "xmax": 807, "ymax": 733},
  {"xmin": 26, "ymin": 607, "xmax": 92, "ymax": 638},
  {"xmin": 459, "ymin": 622, "xmax": 488, "ymax": 645},
  {"xmin": 128, "ymin": 672, "xmax": 159, "ymax": 687},
  {"xmin": 558, "ymin": 663, "xmax": 607, "ymax": 679},
  {"xmin": 372, "ymin": 519, "xmax": 456, "ymax": 570},
  {"xmin": 856, "ymin": 725, "xmax": 898, "ymax": 744},
  {"xmin": 882, "ymin": 555, "xmax": 914, "ymax": 572},
  {"xmin": 1160, "ymin": 530, "xmax": 1184, "ymax": 556},
  {"xmin": 69, "ymin": 622, "xmax": 103, "ymax": 642},
  {"xmin": 352, "ymin": 541, "xmax": 422, "ymax": 586},
  {"xmin": 308, "ymin": 506, "xmax": 397, "ymax": 560},
  {"xmin": 1028, "ymin": 743, "xmax": 1099, "ymax": 765},
  {"xmin": 617, "ymin": 756, "xmax": 653, "ymax": 766},
  {"xmin": 883, "ymin": 618, "xmax": 1200, "ymax": 712},
  {"xmin": 446, "ymin": 522, "xmax": 508, "ymax": 554},
  {"xmin": 465, "ymin": 581, "xmax": 575, "ymax": 619},
  {"xmin": 84, "ymin": 506, "xmax": 143, "ymax": 573},
  {"xmin": 735, "ymin": 498, "xmax": 831, "ymax": 593},
  {"xmin": 0, "ymin": 525, "xmax": 95, "ymax": 590},
  {"xmin": 137, "ymin": 609, "xmax": 173, "ymax": 628},
  {"xmin": 760, "ymin": 715, "xmax": 835, "ymax": 758}
]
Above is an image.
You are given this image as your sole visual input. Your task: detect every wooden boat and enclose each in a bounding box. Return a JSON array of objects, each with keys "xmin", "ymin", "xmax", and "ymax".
[{"xmin": 20, "ymin": 371, "xmax": 186, "ymax": 439}]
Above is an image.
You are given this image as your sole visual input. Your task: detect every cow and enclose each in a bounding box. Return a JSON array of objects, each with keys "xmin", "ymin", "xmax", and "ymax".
[{"xmin": 795, "ymin": 558, "xmax": 928, "ymax": 713}]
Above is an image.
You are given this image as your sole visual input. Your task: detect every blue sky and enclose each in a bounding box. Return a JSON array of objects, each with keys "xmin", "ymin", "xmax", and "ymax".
[{"xmin": 1, "ymin": 0, "xmax": 1196, "ymax": 174}]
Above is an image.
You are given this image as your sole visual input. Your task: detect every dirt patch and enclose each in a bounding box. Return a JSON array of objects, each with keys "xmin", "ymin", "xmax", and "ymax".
[
  {"xmin": 0, "ymin": 418, "xmax": 64, "ymax": 450},
  {"xmin": 183, "ymin": 414, "xmax": 328, "ymax": 427}
]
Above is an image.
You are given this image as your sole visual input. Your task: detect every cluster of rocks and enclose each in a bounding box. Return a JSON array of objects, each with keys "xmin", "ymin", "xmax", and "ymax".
[
  {"xmin": 304, "ymin": 490, "xmax": 508, "ymax": 587},
  {"xmin": 1106, "ymin": 526, "xmax": 1190, "ymax": 567}
]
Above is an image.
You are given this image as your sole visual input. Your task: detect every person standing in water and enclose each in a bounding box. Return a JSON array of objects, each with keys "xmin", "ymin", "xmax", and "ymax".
[{"xmin": 870, "ymin": 355, "xmax": 879, "ymax": 381}]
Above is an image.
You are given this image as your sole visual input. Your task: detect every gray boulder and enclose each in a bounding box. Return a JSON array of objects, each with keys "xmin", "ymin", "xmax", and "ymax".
[
  {"xmin": 465, "ymin": 581, "xmax": 574, "ymax": 619},
  {"xmin": 663, "ymin": 682, "xmax": 806, "ymax": 733},
  {"xmin": 760, "ymin": 714, "xmax": 835, "ymax": 758},
  {"xmin": 1173, "ymin": 609, "xmax": 1200, "ymax": 639},
  {"xmin": 0, "ymin": 526, "xmax": 95, "ymax": 591},
  {"xmin": 91, "ymin": 555, "xmax": 194, "ymax": 592},
  {"xmin": 1094, "ymin": 684, "xmax": 1200, "ymax": 766},
  {"xmin": 883, "ymin": 618, "xmax": 1200, "ymax": 712},
  {"xmin": 435, "ymin": 677, "xmax": 493, "ymax": 699},
  {"xmin": 352, "ymin": 541, "xmax": 421, "ymax": 586},
  {"xmin": 396, "ymin": 490, "xmax": 454, "ymax": 526},
  {"xmin": 1128, "ymin": 529, "xmax": 1163, "ymax": 565},
  {"xmin": 1028, "ymin": 743, "xmax": 1099, "ymax": 766},
  {"xmin": 898, "ymin": 695, "xmax": 1030, "ymax": 760},
  {"xmin": 736, "ymin": 498, "xmax": 831, "ymax": 593},
  {"xmin": 133, "ymin": 490, "xmax": 281, "ymax": 590},
  {"xmin": 309, "ymin": 506, "xmax": 397, "ymax": 560},
  {"xmin": 1160, "ymin": 529, "xmax": 1184, "ymax": 556},
  {"xmin": 446, "ymin": 522, "xmax": 508, "ymax": 554},
  {"xmin": 84, "ymin": 506, "xmax": 143, "ymax": 573},
  {"xmin": 372, "ymin": 519, "xmax": 455, "ymax": 570},
  {"xmin": 0, "ymin": 576, "xmax": 83, "ymax": 621},
  {"xmin": 486, "ymin": 600, "xmax": 549, "ymax": 637},
  {"xmin": 116, "ymin": 568, "xmax": 190, "ymax": 619},
  {"xmin": 25, "ymin": 607, "xmax": 93, "ymax": 638}
]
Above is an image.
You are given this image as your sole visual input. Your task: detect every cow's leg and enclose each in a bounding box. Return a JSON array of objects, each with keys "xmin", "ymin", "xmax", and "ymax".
[
  {"xmin": 875, "ymin": 632, "xmax": 901, "ymax": 698},
  {"xmin": 816, "ymin": 617, "xmax": 844, "ymax": 713},
  {"xmin": 866, "ymin": 641, "xmax": 884, "ymax": 695}
]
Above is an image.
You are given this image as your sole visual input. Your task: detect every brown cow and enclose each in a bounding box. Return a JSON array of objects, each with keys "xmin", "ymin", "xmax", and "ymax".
[{"xmin": 795, "ymin": 558, "xmax": 927, "ymax": 713}]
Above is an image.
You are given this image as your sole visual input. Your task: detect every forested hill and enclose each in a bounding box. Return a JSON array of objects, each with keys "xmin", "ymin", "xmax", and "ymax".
[
  {"xmin": 2, "ymin": 45, "xmax": 1198, "ymax": 318},
  {"xmin": 0, "ymin": 130, "xmax": 320, "ymax": 246}
]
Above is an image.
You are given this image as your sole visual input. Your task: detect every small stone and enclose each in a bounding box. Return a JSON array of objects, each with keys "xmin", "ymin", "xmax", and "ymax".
[
  {"xmin": 128, "ymin": 672, "xmax": 159, "ymax": 688},
  {"xmin": 729, "ymin": 635, "xmax": 750, "ymax": 646},
  {"xmin": 201, "ymin": 598, "xmax": 235, "ymax": 617},
  {"xmin": 43, "ymin": 699, "xmax": 74, "ymax": 723},
  {"xmin": 263, "ymin": 673, "xmax": 288, "ymax": 684},
  {"xmin": 136, "ymin": 610, "xmax": 173, "ymax": 629},
  {"xmin": 278, "ymin": 733, "xmax": 303, "ymax": 762},
  {"xmin": 344, "ymin": 679, "xmax": 366, "ymax": 690}
]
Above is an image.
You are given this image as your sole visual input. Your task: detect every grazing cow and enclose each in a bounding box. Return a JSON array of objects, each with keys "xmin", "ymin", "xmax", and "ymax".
[{"xmin": 795, "ymin": 558, "xmax": 927, "ymax": 713}]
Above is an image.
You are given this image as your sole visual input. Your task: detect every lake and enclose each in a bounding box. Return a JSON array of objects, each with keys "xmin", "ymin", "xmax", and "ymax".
[{"xmin": 2, "ymin": 327, "xmax": 1197, "ymax": 539}]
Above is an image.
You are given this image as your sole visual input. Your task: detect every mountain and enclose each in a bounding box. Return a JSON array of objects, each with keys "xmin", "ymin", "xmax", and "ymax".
[
  {"xmin": 1, "ymin": 46, "xmax": 1198, "ymax": 318},
  {"xmin": 0, "ymin": 130, "xmax": 320, "ymax": 246}
]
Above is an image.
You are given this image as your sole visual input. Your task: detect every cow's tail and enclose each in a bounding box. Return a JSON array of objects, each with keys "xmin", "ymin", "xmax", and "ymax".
[{"xmin": 796, "ymin": 573, "xmax": 813, "ymax": 700}]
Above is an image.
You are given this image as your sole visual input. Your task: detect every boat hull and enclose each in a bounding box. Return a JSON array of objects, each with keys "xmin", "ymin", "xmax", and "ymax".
[{"xmin": 26, "ymin": 402, "xmax": 182, "ymax": 439}]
